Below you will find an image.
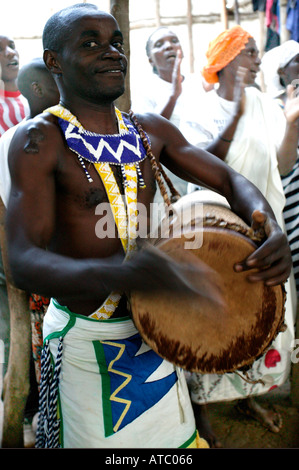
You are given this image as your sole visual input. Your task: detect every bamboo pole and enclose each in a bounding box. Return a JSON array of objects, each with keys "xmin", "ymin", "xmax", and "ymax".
[
  {"xmin": 155, "ymin": 0, "xmax": 161, "ymax": 27},
  {"xmin": 187, "ymin": 0, "xmax": 194, "ymax": 74},
  {"xmin": 234, "ymin": 0, "xmax": 240, "ymax": 24},
  {"xmin": 221, "ymin": 0, "xmax": 229, "ymax": 29},
  {"xmin": 110, "ymin": 0, "xmax": 131, "ymax": 112}
]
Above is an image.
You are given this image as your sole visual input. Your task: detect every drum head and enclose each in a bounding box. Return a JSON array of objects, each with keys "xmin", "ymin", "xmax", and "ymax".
[{"xmin": 130, "ymin": 227, "xmax": 285, "ymax": 374}]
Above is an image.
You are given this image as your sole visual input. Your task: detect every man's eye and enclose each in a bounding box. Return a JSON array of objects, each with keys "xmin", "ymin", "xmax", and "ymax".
[
  {"xmin": 113, "ymin": 41, "xmax": 124, "ymax": 52},
  {"xmin": 84, "ymin": 41, "xmax": 98, "ymax": 48}
]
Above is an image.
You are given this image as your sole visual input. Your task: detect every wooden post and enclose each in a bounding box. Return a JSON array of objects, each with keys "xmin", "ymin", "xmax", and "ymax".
[
  {"xmin": 0, "ymin": 199, "xmax": 31, "ymax": 448},
  {"xmin": 221, "ymin": 0, "xmax": 229, "ymax": 30},
  {"xmin": 258, "ymin": 10, "xmax": 266, "ymax": 58},
  {"xmin": 187, "ymin": 0, "xmax": 194, "ymax": 74},
  {"xmin": 155, "ymin": 0, "xmax": 161, "ymax": 27},
  {"xmin": 234, "ymin": 0, "xmax": 240, "ymax": 25},
  {"xmin": 110, "ymin": 0, "xmax": 131, "ymax": 112}
]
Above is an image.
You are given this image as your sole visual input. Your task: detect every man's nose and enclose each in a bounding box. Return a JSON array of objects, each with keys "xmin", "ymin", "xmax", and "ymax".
[
  {"xmin": 163, "ymin": 40, "xmax": 175, "ymax": 51},
  {"xmin": 5, "ymin": 46, "xmax": 16, "ymax": 58},
  {"xmin": 102, "ymin": 45, "xmax": 122, "ymax": 59}
]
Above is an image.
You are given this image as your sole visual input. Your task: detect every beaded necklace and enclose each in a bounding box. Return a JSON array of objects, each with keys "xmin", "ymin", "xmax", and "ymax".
[{"xmin": 46, "ymin": 104, "xmax": 144, "ymax": 320}]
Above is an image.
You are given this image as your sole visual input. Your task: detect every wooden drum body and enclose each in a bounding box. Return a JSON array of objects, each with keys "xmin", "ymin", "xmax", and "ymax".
[{"xmin": 130, "ymin": 191, "xmax": 286, "ymax": 375}]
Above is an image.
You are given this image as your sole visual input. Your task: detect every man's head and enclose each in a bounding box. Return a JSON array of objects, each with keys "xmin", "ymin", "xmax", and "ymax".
[
  {"xmin": 17, "ymin": 57, "xmax": 59, "ymax": 116},
  {"xmin": 146, "ymin": 27, "xmax": 183, "ymax": 77},
  {"xmin": 43, "ymin": 4, "xmax": 127, "ymax": 106},
  {"xmin": 202, "ymin": 26, "xmax": 260, "ymax": 86},
  {"xmin": 261, "ymin": 40, "xmax": 299, "ymax": 97},
  {"xmin": 0, "ymin": 34, "xmax": 20, "ymax": 91}
]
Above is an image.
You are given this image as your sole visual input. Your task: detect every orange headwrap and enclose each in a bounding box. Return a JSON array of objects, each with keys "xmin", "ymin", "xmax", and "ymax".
[{"xmin": 202, "ymin": 26, "xmax": 253, "ymax": 84}]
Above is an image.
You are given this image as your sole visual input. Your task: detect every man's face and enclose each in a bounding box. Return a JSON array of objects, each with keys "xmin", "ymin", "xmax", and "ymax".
[
  {"xmin": 148, "ymin": 29, "xmax": 183, "ymax": 75},
  {"xmin": 225, "ymin": 38, "xmax": 261, "ymax": 85},
  {"xmin": 0, "ymin": 35, "xmax": 19, "ymax": 84},
  {"xmin": 57, "ymin": 11, "xmax": 127, "ymax": 104}
]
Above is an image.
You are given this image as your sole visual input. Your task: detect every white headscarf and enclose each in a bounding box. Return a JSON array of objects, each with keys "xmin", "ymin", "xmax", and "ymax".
[{"xmin": 261, "ymin": 40, "xmax": 299, "ymax": 98}]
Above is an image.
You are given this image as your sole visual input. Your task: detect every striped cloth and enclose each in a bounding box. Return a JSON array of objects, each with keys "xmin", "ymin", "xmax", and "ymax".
[
  {"xmin": 35, "ymin": 337, "xmax": 63, "ymax": 448},
  {"xmin": 0, "ymin": 90, "xmax": 29, "ymax": 136},
  {"xmin": 282, "ymin": 157, "xmax": 299, "ymax": 292}
]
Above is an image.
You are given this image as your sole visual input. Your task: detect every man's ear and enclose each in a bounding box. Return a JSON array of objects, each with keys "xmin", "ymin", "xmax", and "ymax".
[
  {"xmin": 43, "ymin": 49, "xmax": 62, "ymax": 76},
  {"xmin": 148, "ymin": 57, "xmax": 155, "ymax": 70},
  {"xmin": 277, "ymin": 66, "xmax": 286, "ymax": 87},
  {"xmin": 31, "ymin": 81, "xmax": 43, "ymax": 97}
]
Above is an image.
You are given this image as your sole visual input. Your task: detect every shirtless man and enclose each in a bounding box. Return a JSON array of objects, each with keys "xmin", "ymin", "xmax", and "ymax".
[{"xmin": 5, "ymin": 4, "xmax": 292, "ymax": 448}]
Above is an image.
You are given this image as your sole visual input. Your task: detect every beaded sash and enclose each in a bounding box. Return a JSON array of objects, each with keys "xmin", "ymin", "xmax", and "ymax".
[{"xmin": 46, "ymin": 105, "xmax": 142, "ymax": 319}]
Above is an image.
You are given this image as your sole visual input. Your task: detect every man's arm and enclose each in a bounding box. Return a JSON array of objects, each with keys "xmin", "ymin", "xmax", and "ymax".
[
  {"xmin": 158, "ymin": 51, "xmax": 183, "ymax": 120},
  {"xmin": 277, "ymin": 84, "xmax": 299, "ymax": 175},
  {"xmin": 141, "ymin": 112, "xmax": 292, "ymax": 286},
  {"xmin": 6, "ymin": 115, "xmax": 221, "ymax": 304}
]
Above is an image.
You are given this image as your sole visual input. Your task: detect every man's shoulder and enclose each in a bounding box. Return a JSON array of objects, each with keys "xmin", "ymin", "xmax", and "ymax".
[
  {"xmin": 130, "ymin": 110, "xmax": 169, "ymax": 129},
  {"xmin": 13, "ymin": 112, "xmax": 60, "ymax": 140}
]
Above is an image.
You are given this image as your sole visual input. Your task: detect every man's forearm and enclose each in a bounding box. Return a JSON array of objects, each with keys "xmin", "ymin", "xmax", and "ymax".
[
  {"xmin": 277, "ymin": 120, "xmax": 299, "ymax": 176},
  {"xmin": 8, "ymin": 244, "xmax": 127, "ymax": 301}
]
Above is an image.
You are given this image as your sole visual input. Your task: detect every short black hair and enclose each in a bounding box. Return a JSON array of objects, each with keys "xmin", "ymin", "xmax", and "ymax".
[
  {"xmin": 17, "ymin": 57, "xmax": 52, "ymax": 98},
  {"xmin": 42, "ymin": 3, "xmax": 98, "ymax": 52}
]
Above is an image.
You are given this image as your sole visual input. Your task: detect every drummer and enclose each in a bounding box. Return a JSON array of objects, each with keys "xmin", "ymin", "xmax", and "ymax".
[{"xmin": 6, "ymin": 4, "xmax": 292, "ymax": 449}]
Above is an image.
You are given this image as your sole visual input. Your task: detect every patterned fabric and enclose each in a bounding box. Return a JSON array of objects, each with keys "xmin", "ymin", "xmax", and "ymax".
[
  {"xmin": 282, "ymin": 158, "xmax": 299, "ymax": 291},
  {"xmin": 35, "ymin": 337, "xmax": 64, "ymax": 448},
  {"xmin": 0, "ymin": 90, "xmax": 29, "ymax": 136},
  {"xmin": 36, "ymin": 300, "xmax": 197, "ymax": 448}
]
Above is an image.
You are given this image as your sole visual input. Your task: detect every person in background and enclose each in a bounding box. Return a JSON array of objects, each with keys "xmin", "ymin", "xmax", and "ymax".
[
  {"xmin": 0, "ymin": 56, "xmax": 59, "ymax": 446},
  {"xmin": 180, "ymin": 25, "xmax": 299, "ymax": 447},
  {"xmin": 0, "ymin": 34, "xmax": 29, "ymax": 134},
  {"xmin": 131, "ymin": 27, "xmax": 210, "ymax": 201},
  {"xmin": 261, "ymin": 40, "xmax": 299, "ymax": 295},
  {"xmin": 0, "ymin": 57, "xmax": 60, "ymax": 205},
  {"xmin": 0, "ymin": 33, "xmax": 29, "ymax": 382}
]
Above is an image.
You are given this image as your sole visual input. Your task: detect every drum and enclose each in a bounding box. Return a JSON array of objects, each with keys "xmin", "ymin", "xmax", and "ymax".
[{"xmin": 130, "ymin": 190, "xmax": 286, "ymax": 375}]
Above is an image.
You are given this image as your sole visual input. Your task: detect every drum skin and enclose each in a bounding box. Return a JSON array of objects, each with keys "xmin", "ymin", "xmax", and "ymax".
[{"xmin": 130, "ymin": 192, "xmax": 286, "ymax": 374}]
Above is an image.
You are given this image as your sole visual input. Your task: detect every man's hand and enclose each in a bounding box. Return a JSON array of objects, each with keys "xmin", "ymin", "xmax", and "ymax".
[
  {"xmin": 126, "ymin": 242, "xmax": 225, "ymax": 308},
  {"xmin": 234, "ymin": 210, "xmax": 292, "ymax": 286},
  {"xmin": 284, "ymin": 83, "xmax": 299, "ymax": 124},
  {"xmin": 233, "ymin": 66, "xmax": 247, "ymax": 116},
  {"xmin": 171, "ymin": 49, "xmax": 183, "ymax": 100}
]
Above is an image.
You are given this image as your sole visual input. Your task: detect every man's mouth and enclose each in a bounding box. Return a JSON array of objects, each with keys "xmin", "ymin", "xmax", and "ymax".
[
  {"xmin": 166, "ymin": 53, "xmax": 176, "ymax": 60},
  {"xmin": 97, "ymin": 64, "xmax": 125, "ymax": 74},
  {"xmin": 7, "ymin": 60, "xmax": 18, "ymax": 68}
]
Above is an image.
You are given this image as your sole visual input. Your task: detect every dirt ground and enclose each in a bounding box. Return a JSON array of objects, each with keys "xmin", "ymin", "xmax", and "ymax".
[
  {"xmin": 1, "ymin": 343, "xmax": 299, "ymax": 449},
  {"xmin": 205, "ymin": 383, "xmax": 299, "ymax": 449},
  {"xmin": 1, "ymin": 374, "xmax": 298, "ymax": 449}
]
